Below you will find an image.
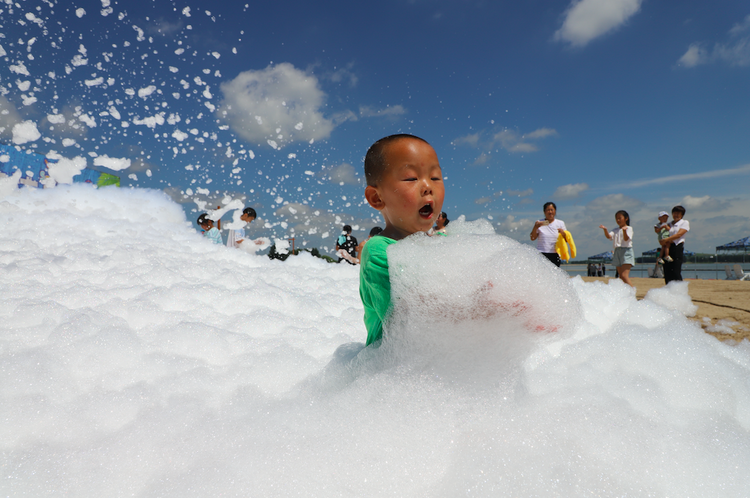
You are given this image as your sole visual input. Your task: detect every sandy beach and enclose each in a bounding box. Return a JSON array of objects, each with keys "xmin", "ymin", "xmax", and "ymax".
[{"xmin": 581, "ymin": 277, "xmax": 750, "ymax": 342}]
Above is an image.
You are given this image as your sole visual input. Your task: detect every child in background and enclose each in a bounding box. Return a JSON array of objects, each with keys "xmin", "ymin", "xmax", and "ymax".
[
  {"xmin": 355, "ymin": 226, "xmax": 383, "ymax": 263},
  {"xmin": 654, "ymin": 211, "xmax": 672, "ymax": 264},
  {"xmin": 429, "ymin": 211, "xmax": 449, "ymax": 236},
  {"xmin": 599, "ymin": 210, "xmax": 634, "ymax": 287},
  {"xmin": 335, "ymin": 225, "xmax": 359, "ymax": 264},
  {"xmin": 360, "ymin": 134, "xmax": 444, "ymax": 345},
  {"xmin": 337, "ymin": 226, "xmax": 384, "ymax": 265},
  {"xmin": 197, "ymin": 213, "xmax": 222, "ymax": 245},
  {"xmin": 226, "ymin": 207, "xmax": 266, "ymax": 248}
]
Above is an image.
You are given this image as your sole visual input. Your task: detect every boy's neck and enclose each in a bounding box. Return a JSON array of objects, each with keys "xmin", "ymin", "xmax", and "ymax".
[{"xmin": 380, "ymin": 225, "xmax": 424, "ymax": 241}]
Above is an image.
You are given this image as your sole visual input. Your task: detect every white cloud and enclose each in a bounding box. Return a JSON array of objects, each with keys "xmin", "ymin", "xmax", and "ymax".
[
  {"xmin": 472, "ymin": 153, "xmax": 490, "ymax": 165},
  {"xmin": 586, "ymin": 193, "xmax": 644, "ymax": 212},
  {"xmin": 453, "ymin": 133, "xmax": 480, "ymax": 147},
  {"xmin": 494, "ymin": 128, "xmax": 558, "ymax": 153},
  {"xmin": 320, "ymin": 163, "xmax": 360, "ymax": 185},
  {"xmin": 0, "ymin": 95, "xmax": 23, "ymax": 138},
  {"xmin": 493, "ymin": 129, "xmax": 536, "ymax": 153},
  {"xmin": 681, "ymin": 195, "xmax": 711, "ymax": 209},
  {"xmin": 218, "ymin": 63, "xmax": 334, "ymax": 147},
  {"xmin": 453, "ymin": 128, "xmax": 557, "ymax": 157},
  {"xmin": 275, "ymin": 202, "xmax": 312, "ymax": 218},
  {"xmin": 553, "ymin": 183, "xmax": 589, "ymax": 200},
  {"xmin": 680, "ymin": 195, "xmax": 729, "ymax": 212},
  {"xmin": 524, "ymin": 128, "xmax": 558, "ymax": 139},
  {"xmin": 554, "ymin": 0, "xmax": 643, "ymax": 47},
  {"xmin": 327, "ymin": 66, "xmax": 358, "ymax": 87},
  {"xmin": 359, "ymin": 105, "xmax": 406, "ymax": 118},
  {"xmin": 146, "ymin": 19, "xmax": 185, "ymax": 36},
  {"xmin": 678, "ymin": 43, "xmax": 708, "ymax": 67},
  {"xmin": 495, "ymin": 214, "xmax": 532, "ymax": 234},
  {"xmin": 678, "ymin": 15, "xmax": 750, "ymax": 68},
  {"xmin": 507, "ymin": 188, "xmax": 534, "ymax": 197},
  {"xmin": 475, "ymin": 197, "xmax": 491, "ymax": 205},
  {"xmin": 621, "ymin": 163, "xmax": 750, "ymax": 189}
]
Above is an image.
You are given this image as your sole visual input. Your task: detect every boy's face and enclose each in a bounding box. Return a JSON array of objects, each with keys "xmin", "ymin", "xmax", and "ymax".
[
  {"xmin": 658, "ymin": 214, "xmax": 669, "ymax": 224},
  {"xmin": 240, "ymin": 213, "xmax": 255, "ymax": 223},
  {"xmin": 365, "ymin": 138, "xmax": 444, "ymax": 239},
  {"xmin": 200, "ymin": 220, "xmax": 213, "ymax": 230}
]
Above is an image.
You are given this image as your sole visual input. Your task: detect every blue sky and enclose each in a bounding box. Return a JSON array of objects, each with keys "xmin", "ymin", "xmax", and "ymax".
[{"xmin": 1, "ymin": 0, "xmax": 749, "ymax": 255}]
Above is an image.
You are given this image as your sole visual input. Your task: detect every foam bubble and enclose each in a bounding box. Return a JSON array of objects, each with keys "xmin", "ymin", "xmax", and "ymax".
[{"xmin": 1, "ymin": 186, "xmax": 750, "ymax": 496}]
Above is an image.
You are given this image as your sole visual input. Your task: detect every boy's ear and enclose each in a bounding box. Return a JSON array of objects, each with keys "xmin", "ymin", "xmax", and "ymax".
[{"xmin": 364, "ymin": 185, "xmax": 385, "ymax": 210}]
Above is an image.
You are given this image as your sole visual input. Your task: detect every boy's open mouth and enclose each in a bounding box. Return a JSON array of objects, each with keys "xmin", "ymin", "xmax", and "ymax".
[{"xmin": 419, "ymin": 204, "xmax": 433, "ymax": 218}]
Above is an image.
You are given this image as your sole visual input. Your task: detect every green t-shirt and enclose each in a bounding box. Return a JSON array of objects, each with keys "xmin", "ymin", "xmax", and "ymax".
[{"xmin": 359, "ymin": 235, "xmax": 398, "ymax": 345}]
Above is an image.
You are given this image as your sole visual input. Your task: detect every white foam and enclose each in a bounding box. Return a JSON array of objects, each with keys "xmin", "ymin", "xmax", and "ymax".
[{"xmin": 1, "ymin": 186, "xmax": 749, "ymax": 496}]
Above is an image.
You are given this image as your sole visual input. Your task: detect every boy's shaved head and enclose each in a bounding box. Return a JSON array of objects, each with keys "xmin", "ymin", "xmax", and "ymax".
[{"xmin": 364, "ymin": 134, "xmax": 431, "ymax": 186}]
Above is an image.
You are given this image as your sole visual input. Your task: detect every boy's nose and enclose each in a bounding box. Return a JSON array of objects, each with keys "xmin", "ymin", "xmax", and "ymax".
[{"xmin": 421, "ymin": 179, "xmax": 433, "ymax": 195}]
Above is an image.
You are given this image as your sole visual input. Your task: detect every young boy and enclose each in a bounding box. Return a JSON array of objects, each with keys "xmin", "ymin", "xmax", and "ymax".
[
  {"xmin": 197, "ymin": 213, "xmax": 223, "ymax": 245},
  {"xmin": 359, "ymin": 134, "xmax": 444, "ymax": 345},
  {"xmin": 227, "ymin": 207, "xmax": 266, "ymax": 248},
  {"xmin": 654, "ymin": 211, "xmax": 672, "ymax": 264}
]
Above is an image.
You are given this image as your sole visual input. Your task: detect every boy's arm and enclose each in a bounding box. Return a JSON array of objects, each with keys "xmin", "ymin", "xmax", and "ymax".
[{"xmin": 360, "ymin": 239, "xmax": 393, "ymax": 345}]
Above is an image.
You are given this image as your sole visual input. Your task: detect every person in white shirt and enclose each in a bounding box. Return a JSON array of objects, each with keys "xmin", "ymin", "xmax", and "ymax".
[
  {"xmin": 226, "ymin": 207, "xmax": 268, "ymax": 251},
  {"xmin": 659, "ymin": 205, "xmax": 690, "ymax": 283},
  {"xmin": 530, "ymin": 202, "xmax": 568, "ymax": 267},
  {"xmin": 599, "ymin": 210, "xmax": 634, "ymax": 287}
]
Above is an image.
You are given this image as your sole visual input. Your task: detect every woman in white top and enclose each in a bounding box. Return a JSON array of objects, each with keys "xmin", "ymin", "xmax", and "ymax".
[
  {"xmin": 599, "ymin": 210, "xmax": 634, "ymax": 287},
  {"xmin": 660, "ymin": 205, "xmax": 690, "ymax": 283},
  {"xmin": 530, "ymin": 202, "xmax": 568, "ymax": 267}
]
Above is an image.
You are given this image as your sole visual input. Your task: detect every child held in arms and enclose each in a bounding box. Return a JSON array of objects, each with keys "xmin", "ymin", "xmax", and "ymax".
[{"xmin": 359, "ymin": 134, "xmax": 444, "ymax": 346}]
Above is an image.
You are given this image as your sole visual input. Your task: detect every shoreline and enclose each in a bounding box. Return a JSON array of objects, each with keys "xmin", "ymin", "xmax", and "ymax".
[{"xmin": 580, "ymin": 277, "xmax": 750, "ymax": 342}]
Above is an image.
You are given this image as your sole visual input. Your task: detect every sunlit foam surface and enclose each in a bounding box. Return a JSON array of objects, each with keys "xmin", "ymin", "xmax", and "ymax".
[{"xmin": 1, "ymin": 185, "xmax": 749, "ymax": 496}]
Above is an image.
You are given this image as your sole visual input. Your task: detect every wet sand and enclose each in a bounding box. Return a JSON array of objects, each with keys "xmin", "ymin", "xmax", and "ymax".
[{"xmin": 581, "ymin": 277, "xmax": 750, "ymax": 342}]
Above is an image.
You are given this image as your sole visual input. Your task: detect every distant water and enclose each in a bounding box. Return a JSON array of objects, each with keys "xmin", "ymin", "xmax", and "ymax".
[{"xmin": 564, "ymin": 263, "xmax": 749, "ymax": 280}]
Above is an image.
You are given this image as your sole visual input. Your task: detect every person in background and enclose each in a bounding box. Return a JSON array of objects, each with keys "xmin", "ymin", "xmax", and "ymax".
[
  {"xmin": 226, "ymin": 207, "xmax": 265, "ymax": 248},
  {"xmin": 661, "ymin": 206, "xmax": 690, "ymax": 283},
  {"xmin": 430, "ymin": 211, "xmax": 449, "ymax": 236},
  {"xmin": 350, "ymin": 226, "xmax": 383, "ymax": 264},
  {"xmin": 530, "ymin": 202, "xmax": 568, "ymax": 267},
  {"xmin": 197, "ymin": 213, "xmax": 222, "ymax": 245},
  {"xmin": 654, "ymin": 211, "xmax": 672, "ymax": 265},
  {"xmin": 336, "ymin": 224, "xmax": 359, "ymax": 264},
  {"xmin": 599, "ymin": 210, "xmax": 634, "ymax": 287}
]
